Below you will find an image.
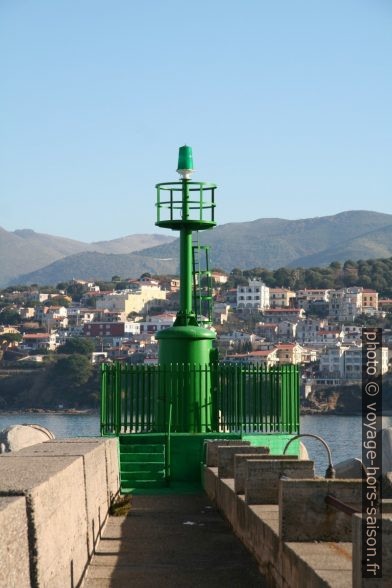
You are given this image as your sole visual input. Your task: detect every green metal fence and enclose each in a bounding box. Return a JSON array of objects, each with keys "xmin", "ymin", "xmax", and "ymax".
[{"xmin": 100, "ymin": 362, "xmax": 300, "ymax": 436}]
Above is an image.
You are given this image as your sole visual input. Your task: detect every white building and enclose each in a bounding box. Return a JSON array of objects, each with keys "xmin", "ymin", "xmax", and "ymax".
[
  {"xmin": 21, "ymin": 332, "xmax": 58, "ymax": 352},
  {"xmin": 342, "ymin": 325, "xmax": 362, "ymax": 343},
  {"xmin": 213, "ymin": 302, "xmax": 230, "ymax": 324},
  {"xmin": 139, "ymin": 313, "xmax": 176, "ymax": 334},
  {"xmin": 296, "ymin": 289, "xmax": 331, "ymax": 311},
  {"xmin": 296, "ymin": 318, "xmax": 328, "ymax": 344},
  {"xmin": 319, "ymin": 343, "xmax": 389, "ymax": 380},
  {"xmin": 328, "ymin": 287, "xmax": 363, "ymax": 321},
  {"xmin": 237, "ymin": 280, "xmax": 269, "ymax": 311}
]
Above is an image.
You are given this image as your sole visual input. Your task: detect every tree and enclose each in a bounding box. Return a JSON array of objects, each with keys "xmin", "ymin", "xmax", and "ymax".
[
  {"xmin": 44, "ymin": 296, "xmax": 70, "ymax": 307},
  {"xmin": 0, "ymin": 308, "xmax": 20, "ymax": 325},
  {"xmin": 329, "ymin": 261, "xmax": 342, "ymax": 271},
  {"xmin": 65, "ymin": 283, "xmax": 85, "ymax": 301},
  {"xmin": 51, "ymin": 354, "xmax": 93, "ymax": 389},
  {"xmin": 58, "ymin": 337, "xmax": 95, "ymax": 355},
  {"xmin": 0, "ymin": 332, "xmax": 22, "ymax": 348}
]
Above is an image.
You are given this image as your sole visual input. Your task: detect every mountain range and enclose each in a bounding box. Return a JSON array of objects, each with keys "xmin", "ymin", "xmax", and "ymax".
[
  {"xmin": 5, "ymin": 210, "xmax": 392, "ymax": 286},
  {"xmin": 0, "ymin": 229, "xmax": 174, "ymax": 286}
]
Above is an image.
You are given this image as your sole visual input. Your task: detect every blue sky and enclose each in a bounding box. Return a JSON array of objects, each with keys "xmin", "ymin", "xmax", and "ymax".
[{"xmin": 1, "ymin": 0, "xmax": 391, "ymax": 242}]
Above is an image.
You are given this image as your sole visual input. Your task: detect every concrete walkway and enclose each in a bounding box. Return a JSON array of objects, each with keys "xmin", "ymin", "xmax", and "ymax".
[{"xmin": 84, "ymin": 494, "xmax": 267, "ymax": 588}]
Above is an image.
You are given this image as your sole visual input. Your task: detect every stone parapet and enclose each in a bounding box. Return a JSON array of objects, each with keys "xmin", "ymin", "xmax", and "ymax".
[
  {"xmin": 0, "ymin": 497, "xmax": 30, "ymax": 588},
  {"xmin": 204, "ymin": 466, "xmax": 353, "ymax": 587},
  {"xmin": 205, "ymin": 439, "xmax": 250, "ymax": 467},
  {"xmin": 234, "ymin": 454, "xmax": 297, "ymax": 494},
  {"xmin": 245, "ymin": 459, "xmax": 314, "ymax": 504},
  {"xmin": 217, "ymin": 444, "xmax": 269, "ymax": 478},
  {"xmin": 280, "ymin": 478, "xmax": 363, "ymax": 542},
  {"xmin": 0, "ymin": 437, "xmax": 119, "ymax": 588}
]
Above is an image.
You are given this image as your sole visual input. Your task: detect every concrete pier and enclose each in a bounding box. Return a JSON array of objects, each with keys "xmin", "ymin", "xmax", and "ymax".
[{"xmin": 84, "ymin": 494, "xmax": 267, "ymax": 587}]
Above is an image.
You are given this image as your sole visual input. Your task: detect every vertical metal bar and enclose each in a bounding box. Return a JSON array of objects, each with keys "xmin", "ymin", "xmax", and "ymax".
[
  {"xmin": 100, "ymin": 364, "xmax": 106, "ymax": 435},
  {"xmin": 204, "ymin": 363, "xmax": 208, "ymax": 433},
  {"xmin": 135, "ymin": 364, "xmax": 139, "ymax": 433},
  {"xmin": 156, "ymin": 186, "xmax": 160, "ymax": 223},
  {"xmin": 141, "ymin": 364, "xmax": 146, "ymax": 432}
]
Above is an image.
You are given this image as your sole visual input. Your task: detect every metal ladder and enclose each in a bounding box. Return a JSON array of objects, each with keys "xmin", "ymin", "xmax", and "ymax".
[{"xmin": 192, "ymin": 232, "xmax": 213, "ymax": 326}]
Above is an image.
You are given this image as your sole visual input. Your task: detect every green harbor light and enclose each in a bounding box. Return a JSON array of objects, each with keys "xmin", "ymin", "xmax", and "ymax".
[
  {"xmin": 155, "ymin": 146, "xmax": 217, "ymax": 432},
  {"xmin": 100, "ymin": 145, "xmax": 300, "ymax": 492}
]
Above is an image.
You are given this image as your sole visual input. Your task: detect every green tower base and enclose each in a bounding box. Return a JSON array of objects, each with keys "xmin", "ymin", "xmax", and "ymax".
[
  {"xmin": 156, "ymin": 326, "xmax": 216, "ymax": 433},
  {"xmin": 156, "ymin": 325, "xmax": 216, "ymax": 364}
]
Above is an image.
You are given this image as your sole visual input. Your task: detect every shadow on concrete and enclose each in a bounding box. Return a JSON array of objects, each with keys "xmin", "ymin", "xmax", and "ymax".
[{"xmin": 85, "ymin": 493, "xmax": 267, "ymax": 588}]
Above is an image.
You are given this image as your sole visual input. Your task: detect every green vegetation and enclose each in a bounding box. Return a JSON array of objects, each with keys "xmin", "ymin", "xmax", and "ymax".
[
  {"xmin": 0, "ymin": 308, "xmax": 20, "ymax": 325},
  {"xmin": 223, "ymin": 257, "xmax": 392, "ymax": 297},
  {"xmin": 0, "ymin": 355, "xmax": 99, "ymax": 410},
  {"xmin": 58, "ymin": 337, "xmax": 95, "ymax": 355}
]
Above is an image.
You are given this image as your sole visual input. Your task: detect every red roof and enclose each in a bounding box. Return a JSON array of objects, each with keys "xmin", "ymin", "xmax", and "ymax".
[
  {"xmin": 264, "ymin": 308, "xmax": 302, "ymax": 313},
  {"xmin": 227, "ymin": 350, "xmax": 276, "ymax": 357}
]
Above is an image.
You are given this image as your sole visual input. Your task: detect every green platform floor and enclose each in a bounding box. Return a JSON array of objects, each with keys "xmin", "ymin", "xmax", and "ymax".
[{"xmin": 114, "ymin": 432, "xmax": 300, "ymax": 495}]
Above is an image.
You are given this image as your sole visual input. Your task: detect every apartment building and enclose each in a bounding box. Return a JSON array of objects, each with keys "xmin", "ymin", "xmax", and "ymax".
[
  {"xmin": 319, "ymin": 343, "xmax": 389, "ymax": 380},
  {"xmin": 139, "ymin": 313, "xmax": 176, "ymax": 333},
  {"xmin": 329, "ymin": 288, "xmax": 363, "ymax": 321},
  {"xmin": 211, "ymin": 271, "xmax": 228, "ymax": 284},
  {"xmin": 296, "ymin": 289, "xmax": 330, "ymax": 311},
  {"xmin": 361, "ymin": 289, "xmax": 379, "ymax": 314},
  {"xmin": 296, "ymin": 318, "xmax": 328, "ymax": 344},
  {"xmin": 237, "ymin": 280, "xmax": 269, "ymax": 311},
  {"xmin": 83, "ymin": 321, "xmax": 141, "ymax": 338},
  {"xmin": 225, "ymin": 348, "xmax": 278, "ymax": 367},
  {"xmin": 213, "ymin": 302, "xmax": 230, "ymax": 324},
  {"xmin": 96, "ymin": 284, "xmax": 166, "ymax": 315},
  {"xmin": 269, "ymin": 288, "xmax": 296, "ymax": 308},
  {"xmin": 262, "ymin": 308, "xmax": 305, "ymax": 322},
  {"xmin": 21, "ymin": 332, "xmax": 58, "ymax": 352},
  {"xmin": 275, "ymin": 343, "xmax": 304, "ymax": 364}
]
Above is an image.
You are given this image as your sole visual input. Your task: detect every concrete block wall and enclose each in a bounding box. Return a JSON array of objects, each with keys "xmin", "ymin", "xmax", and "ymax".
[
  {"xmin": 205, "ymin": 439, "xmax": 250, "ymax": 467},
  {"xmin": 0, "ymin": 497, "xmax": 30, "ymax": 588},
  {"xmin": 217, "ymin": 444, "xmax": 269, "ymax": 478},
  {"xmin": 280, "ymin": 479, "xmax": 363, "ymax": 541},
  {"xmin": 204, "ymin": 445, "xmax": 365, "ymax": 587},
  {"xmin": 245, "ymin": 459, "xmax": 315, "ymax": 504},
  {"xmin": 204, "ymin": 466, "xmax": 353, "ymax": 587},
  {"xmin": 234, "ymin": 454, "xmax": 297, "ymax": 494},
  {"xmin": 0, "ymin": 437, "xmax": 119, "ymax": 588}
]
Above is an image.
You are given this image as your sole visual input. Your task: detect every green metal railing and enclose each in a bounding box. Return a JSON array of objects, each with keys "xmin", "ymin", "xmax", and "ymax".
[{"xmin": 100, "ymin": 363, "xmax": 300, "ymax": 436}]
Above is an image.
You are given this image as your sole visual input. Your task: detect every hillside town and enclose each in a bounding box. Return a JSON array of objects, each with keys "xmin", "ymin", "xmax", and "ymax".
[{"xmin": 1, "ymin": 271, "xmax": 392, "ymax": 409}]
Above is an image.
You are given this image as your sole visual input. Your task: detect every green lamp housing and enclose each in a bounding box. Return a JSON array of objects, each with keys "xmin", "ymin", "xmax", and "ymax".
[{"xmin": 177, "ymin": 145, "xmax": 194, "ymax": 178}]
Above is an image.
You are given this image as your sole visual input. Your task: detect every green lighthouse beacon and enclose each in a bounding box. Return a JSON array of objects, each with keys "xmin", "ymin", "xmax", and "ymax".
[
  {"xmin": 100, "ymin": 146, "xmax": 301, "ymax": 492},
  {"xmin": 155, "ymin": 146, "xmax": 217, "ymax": 432}
]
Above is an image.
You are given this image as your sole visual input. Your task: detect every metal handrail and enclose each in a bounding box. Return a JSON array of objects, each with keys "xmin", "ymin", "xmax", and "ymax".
[{"xmin": 283, "ymin": 433, "xmax": 336, "ymax": 478}]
